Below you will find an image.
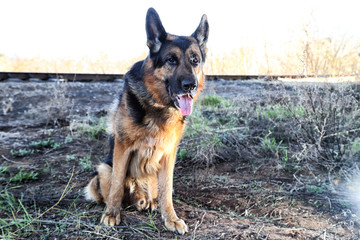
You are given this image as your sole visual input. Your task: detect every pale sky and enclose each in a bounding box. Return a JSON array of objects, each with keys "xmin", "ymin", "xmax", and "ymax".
[{"xmin": 1, "ymin": 0, "xmax": 359, "ymax": 60}]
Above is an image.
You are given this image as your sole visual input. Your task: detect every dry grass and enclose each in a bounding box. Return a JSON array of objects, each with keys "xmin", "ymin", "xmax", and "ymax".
[
  {"xmin": 0, "ymin": 53, "xmax": 147, "ymax": 74},
  {"xmin": 1, "ymin": 36, "xmax": 359, "ymax": 75}
]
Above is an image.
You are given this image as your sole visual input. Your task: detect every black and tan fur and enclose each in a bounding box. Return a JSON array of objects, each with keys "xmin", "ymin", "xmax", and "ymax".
[{"xmin": 85, "ymin": 8, "xmax": 209, "ymax": 235}]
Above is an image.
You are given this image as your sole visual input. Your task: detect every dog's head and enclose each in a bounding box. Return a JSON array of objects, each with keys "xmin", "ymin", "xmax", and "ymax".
[{"xmin": 143, "ymin": 8, "xmax": 209, "ymax": 116}]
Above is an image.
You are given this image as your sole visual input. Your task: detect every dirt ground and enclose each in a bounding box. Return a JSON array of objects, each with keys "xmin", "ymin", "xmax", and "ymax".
[{"xmin": 1, "ymin": 79, "xmax": 359, "ymax": 239}]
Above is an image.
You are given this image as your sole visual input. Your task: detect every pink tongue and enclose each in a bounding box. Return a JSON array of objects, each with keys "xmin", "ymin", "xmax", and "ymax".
[{"xmin": 179, "ymin": 94, "xmax": 193, "ymax": 115}]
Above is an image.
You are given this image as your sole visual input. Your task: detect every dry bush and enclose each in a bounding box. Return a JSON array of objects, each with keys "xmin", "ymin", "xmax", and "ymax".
[
  {"xmin": 284, "ymin": 84, "xmax": 360, "ymax": 169},
  {"xmin": 300, "ymin": 36, "xmax": 360, "ymax": 76},
  {"xmin": 24, "ymin": 82, "xmax": 74, "ymax": 126},
  {"xmin": 204, "ymin": 47, "xmax": 259, "ymax": 75},
  {"xmin": 251, "ymin": 82, "xmax": 360, "ymax": 177},
  {"xmin": 45, "ymin": 82, "xmax": 74, "ymax": 126},
  {"xmin": 181, "ymin": 81, "xmax": 360, "ymax": 181}
]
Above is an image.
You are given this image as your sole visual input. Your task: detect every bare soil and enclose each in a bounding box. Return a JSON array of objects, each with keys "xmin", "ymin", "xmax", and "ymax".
[{"xmin": 0, "ymin": 80, "xmax": 359, "ymax": 239}]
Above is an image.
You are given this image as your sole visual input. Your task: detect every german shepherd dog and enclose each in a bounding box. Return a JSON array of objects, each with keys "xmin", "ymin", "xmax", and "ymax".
[{"xmin": 85, "ymin": 8, "xmax": 209, "ymax": 235}]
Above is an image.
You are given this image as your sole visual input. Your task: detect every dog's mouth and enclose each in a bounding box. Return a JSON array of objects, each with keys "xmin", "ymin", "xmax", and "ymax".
[
  {"xmin": 166, "ymin": 86, "xmax": 194, "ymax": 116},
  {"xmin": 175, "ymin": 94, "xmax": 193, "ymax": 116}
]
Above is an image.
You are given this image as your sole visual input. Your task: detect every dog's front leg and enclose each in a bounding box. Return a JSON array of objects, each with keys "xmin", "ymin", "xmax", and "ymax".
[
  {"xmin": 158, "ymin": 153, "xmax": 188, "ymax": 235},
  {"xmin": 101, "ymin": 139, "xmax": 131, "ymax": 226}
]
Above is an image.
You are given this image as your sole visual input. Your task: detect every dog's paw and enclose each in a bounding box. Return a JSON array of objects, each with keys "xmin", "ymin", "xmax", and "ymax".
[
  {"xmin": 135, "ymin": 198, "xmax": 158, "ymax": 212},
  {"xmin": 165, "ymin": 218, "xmax": 188, "ymax": 235},
  {"xmin": 149, "ymin": 200, "xmax": 158, "ymax": 212},
  {"xmin": 135, "ymin": 197, "xmax": 148, "ymax": 211},
  {"xmin": 101, "ymin": 208, "xmax": 121, "ymax": 227}
]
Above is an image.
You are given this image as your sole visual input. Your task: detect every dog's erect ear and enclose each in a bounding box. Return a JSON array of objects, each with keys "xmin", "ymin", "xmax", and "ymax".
[
  {"xmin": 191, "ymin": 14, "xmax": 209, "ymax": 60},
  {"xmin": 146, "ymin": 8, "xmax": 167, "ymax": 54}
]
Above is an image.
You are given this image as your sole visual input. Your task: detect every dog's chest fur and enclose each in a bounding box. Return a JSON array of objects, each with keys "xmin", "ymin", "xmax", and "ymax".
[{"xmin": 128, "ymin": 134, "xmax": 177, "ymax": 178}]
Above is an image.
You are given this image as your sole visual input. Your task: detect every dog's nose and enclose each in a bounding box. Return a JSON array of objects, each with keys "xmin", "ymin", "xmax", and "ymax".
[{"xmin": 181, "ymin": 79, "xmax": 196, "ymax": 92}]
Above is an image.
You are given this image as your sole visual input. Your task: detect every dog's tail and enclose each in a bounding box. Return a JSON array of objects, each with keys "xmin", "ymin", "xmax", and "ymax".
[
  {"xmin": 84, "ymin": 135, "xmax": 114, "ymax": 203},
  {"xmin": 84, "ymin": 162, "xmax": 112, "ymax": 203}
]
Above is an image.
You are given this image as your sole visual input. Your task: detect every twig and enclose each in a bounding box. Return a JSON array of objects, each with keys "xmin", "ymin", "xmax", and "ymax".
[
  {"xmin": 0, "ymin": 218, "xmax": 98, "ymax": 230},
  {"xmin": 253, "ymin": 164, "xmax": 264, "ymax": 174},
  {"xmin": 129, "ymin": 226, "xmax": 153, "ymax": 239},
  {"xmin": 323, "ymin": 127, "xmax": 360, "ymax": 139},
  {"xmin": 82, "ymin": 230, "xmax": 125, "ymax": 240},
  {"xmin": 192, "ymin": 211, "xmax": 206, "ymax": 239},
  {"xmin": 52, "ymin": 207, "xmax": 97, "ymax": 219},
  {"xmin": 214, "ymin": 127, "xmax": 246, "ymax": 133},
  {"xmin": 325, "ymin": 196, "xmax": 332, "ymax": 209},
  {"xmin": 293, "ymin": 173, "xmax": 303, "ymax": 185},
  {"xmin": 1, "ymin": 155, "xmax": 38, "ymax": 169},
  {"xmin": 256, "ymin": 224, "xmax": 265, "ymax": 238}
]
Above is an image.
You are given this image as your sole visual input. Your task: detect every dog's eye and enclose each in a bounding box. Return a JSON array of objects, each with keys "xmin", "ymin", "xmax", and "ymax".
[
  {"xmin": 167, "ymin": 57, "xmax": 177, "ymax": 65},
  {"xmin": 191, "ymin": 55, "xmax": 199, "ymax": 65}
]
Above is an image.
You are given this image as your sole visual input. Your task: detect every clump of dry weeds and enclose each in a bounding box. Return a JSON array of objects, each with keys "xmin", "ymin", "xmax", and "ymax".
[
  {"xmin": 283, "ymin": 84, "xmax": 360, "ymax": 170},
  {"xmin": 182, "ymin": 81, "xmax": 360, "ymax": 181},
  {"xmin": 24, "ymin": 82, "xmax": 74, "ymax": 127}
]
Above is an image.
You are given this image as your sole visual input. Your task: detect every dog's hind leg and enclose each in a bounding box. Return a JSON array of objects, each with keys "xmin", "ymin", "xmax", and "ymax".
[
  {"xmin": 125, "ymin": 177, "xmax": 147, "ymax": 211},
  {"xmin": 85, "ymin": 134, "xmax": 115, "ymax": 204},
  {"xmin": 131, "ymin": 174, "xmax": 158, "ymax": 211}
]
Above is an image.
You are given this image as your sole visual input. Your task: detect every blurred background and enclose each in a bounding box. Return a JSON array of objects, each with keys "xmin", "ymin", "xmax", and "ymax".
[{"xmin": 1, "ymin": 0, "xmax": 359, "ymax": 75}]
